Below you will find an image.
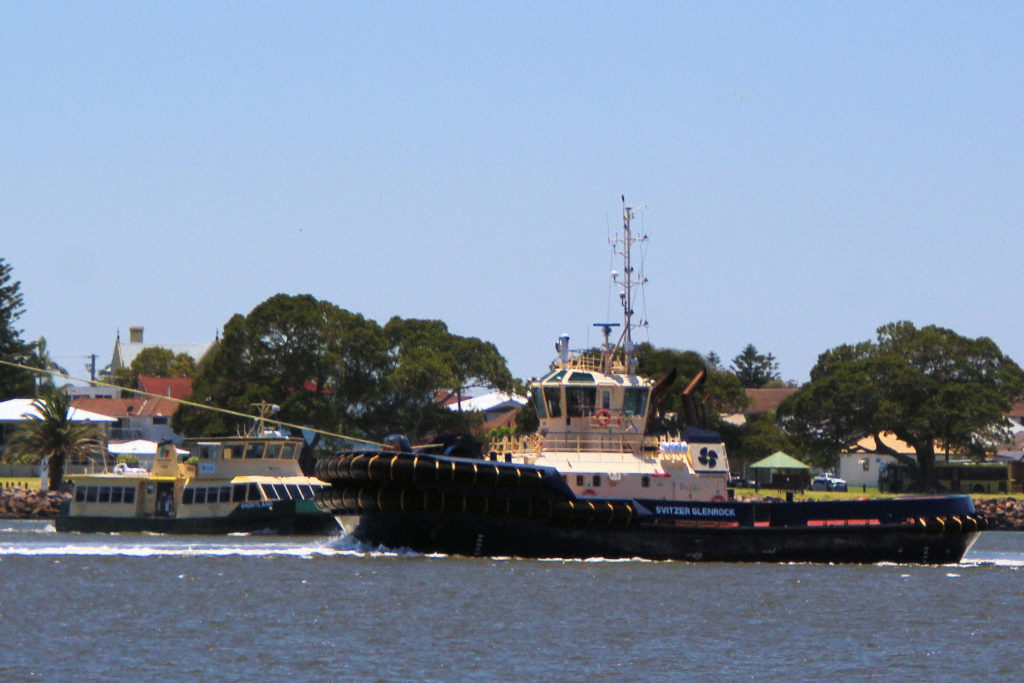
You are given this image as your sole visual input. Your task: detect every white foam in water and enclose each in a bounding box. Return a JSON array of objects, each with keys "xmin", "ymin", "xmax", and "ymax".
[{"xmin": 0, "ymin": 523, "xmax": 416, "ymax": 559}]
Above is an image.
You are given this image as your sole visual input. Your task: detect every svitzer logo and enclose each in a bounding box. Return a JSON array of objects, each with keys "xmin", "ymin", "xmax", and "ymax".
[{"xmin": 698, "ymin": 447, "xmax": 718, "ymax": 468}]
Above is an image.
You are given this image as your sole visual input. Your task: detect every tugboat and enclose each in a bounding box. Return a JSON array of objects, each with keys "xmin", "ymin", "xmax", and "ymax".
[
  {"xmin": 314, "ymin": 199, "xmax": 983, "ymax": 563},
  {"xmin": 58, "ymin": 404, "xmax": 338, "ymax": 535}
]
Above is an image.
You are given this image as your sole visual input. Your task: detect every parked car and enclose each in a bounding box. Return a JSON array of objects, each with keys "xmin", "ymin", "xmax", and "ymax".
[
  {"xmin": 728, "ymin": 473, "xmax": 752, "ymax": 488},
  {"xmin": 810, "ymin": 473, "xmax": 848, "ymax": 492}
]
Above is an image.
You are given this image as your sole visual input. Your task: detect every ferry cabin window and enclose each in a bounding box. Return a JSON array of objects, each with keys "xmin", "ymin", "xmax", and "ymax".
[
  {"xmin": 219, "ymin": 486, "xmax": 231, "ymax": 501},
  {"xmin": 232, "ymin": 484, "xmax": 247, "ymax": 502},
  {"xmin": 566, "ymin": 386, "xmax": 596, "ymax": 418},
  {"xmin": 98, "ymin": 487, "xmax": 110, "ymax": 503},
  {"xmin": 286, "ymin": 484, "xmax": 301, "ymax": 499},
  {"xmin": 206, "ymin": 487, "xmax": 218, "ymax": 504},
  {"xmin": 623, "ymin": 388, "xmax": 649, "ymax": 417},
  {"xmin": 273, "ymin": 484, "xmax": 290, "ymax": 499},
  {"xmin": 124, "ymin": 487, "xmax": 136, "ymax": 503},
  {"xmin": 601, "ymin": 391, "xmax": 611, "ymax": 411},
  {"xmin": 641, "ymin": 475, "xmax": 650, "ymax": 488},
  {"xmin": 265, "ymin": 443, "xmax": 282, "ymax": 460},
  {"xmin": 182, "ymin": 488, "xmax": 194, "ymax": 504},
  {"xmin": 299, "ymin": 484, "xmax": 314, "ymax": 498},
  {"xmin": 543, "ymin": 387, "xmax": 562, "ymax": 418},
  {"xmin": 245, "ymin": 443, "xmax": 265, "ymax": 459},
  {"xmin": 247, "ymin": 483, "xmax": 262, "ymax": 501},
  {"xmin": 197, "ymin": 444, "xmax": 220, "ymax": 460},
  {"xmin": 110, "ymin": 487, "xmax": 123, "ymax": 503},
  {"xmin": 576, "ymin": 475, "xmax": 584, "ymax": 486},
  {"xmin": 261, "ymin": 484, "xmax": 279, "ymax": 500},
  {"xmin": 223, "ymin": 445, "xmax": 242, "ymax": 459},
  {"xmin": 85, "ymin": 487, "xmax": 98, "ymax": 503},
  {"xmin": 194, "ymin": 488, "xmax": 207, "ymax": 504},
  {"xmin": 592, "ymin": 475, "xmax": 601, "ymax": 487},
  {"xmin": 280, "ymin": 444, "xmax": 297, "ymax": 460}
]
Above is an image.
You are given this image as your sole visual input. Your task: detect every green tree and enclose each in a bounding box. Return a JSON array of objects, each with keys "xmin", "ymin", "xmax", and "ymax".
[
  {"xmin": 5, "ymin": 390, "xmax": 103, "ymax": 490},
  {"xmin": 721, "ymin": 412, "xmax": 799, "ymax": 471},
  {"xmin": 174, "ymin": 294, "xmax": 515, "ymax": 442},
  {"xmin": 379, "ymin": 317, "xmax": 516, "ymax": 437},
  {"xmin": 635, "ymin": 343, "xmax": 748, "ymax": 433},
  {"xmin": 778, "ymin": 321, "xmax": 1024, "ymax": 489},
  {"xmin": 113, "ymin": 346, "xmax": 197, "ymax": 387},
  {"xmin": 175, "ymin": 294, "xmax": 389, "ymax": 438},
  {"xmin": 731, "ymin": 343, "xmax": 780, "ymax": 388},
  {"xmin": 0, "ymin": 259, "xmax": 37, "ymax": 399}
]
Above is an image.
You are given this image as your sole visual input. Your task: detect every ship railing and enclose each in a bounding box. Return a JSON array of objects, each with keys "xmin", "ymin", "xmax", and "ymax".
[
  {"xmin": 558, "ymin": 350, "xmax": 630, "ymax": 375},
  {"xmin": 489, "ymin": 432, "xmax": 648, "ymax": 460}
]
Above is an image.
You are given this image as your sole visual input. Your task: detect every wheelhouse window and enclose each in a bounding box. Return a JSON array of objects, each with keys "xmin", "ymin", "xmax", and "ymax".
[
  {"xmin": 543, "ymin": 387, "xmax": 562, "ymax": 418},
  {"xmin": 531, "ymin": 390, "xmax": 548, "ymax": 419},
  {"xmin": 245, "ymin": 442, "xmax": 265, "ymax": 459},
  {"xmin": 623, "ymin": 388, "xmax": 649, "ymax": 417},
  {"xmin": 197, "ymin": 443, "xmax": 220, "ymax": 460},
  {"xmin": 223, "ymin": 445, "xmax": 242, "ymax": 459},
  {"xmin": 566, "ymin": 386, "xmax": 596, "ymax": 418},
  {"xmin": 281, "ymin": 444, "xmax": 299, "ymax": 460},
  {"xmin": 265, "ymin": 443, "xmax": 282, "ymax": 460}
]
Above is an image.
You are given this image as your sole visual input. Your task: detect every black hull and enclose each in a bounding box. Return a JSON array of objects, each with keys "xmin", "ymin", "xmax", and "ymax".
[
  {"xmin": 337, "ymin": 509, "xmax": 979, "ymax": 564},
  {"xmin": 315, "ymin": 451, "xmax": 983, "ymax": 564}
]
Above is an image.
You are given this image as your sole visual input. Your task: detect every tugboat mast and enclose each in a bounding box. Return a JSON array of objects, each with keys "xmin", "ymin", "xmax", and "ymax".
[{"xmin": 610, "ymin": 195, "xmax": 646, "ymax": 375}]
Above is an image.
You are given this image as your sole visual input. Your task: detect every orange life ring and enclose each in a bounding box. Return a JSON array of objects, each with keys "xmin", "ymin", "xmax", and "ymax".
[{"xmin": 595, "ymin": 409, "xmax": 612, "ymax": 427}]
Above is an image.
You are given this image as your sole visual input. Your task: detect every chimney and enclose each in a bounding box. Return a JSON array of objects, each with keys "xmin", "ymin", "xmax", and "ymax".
[{"xmin": 129, "ymin": 326, "xmax": 144, "ymax": 343}]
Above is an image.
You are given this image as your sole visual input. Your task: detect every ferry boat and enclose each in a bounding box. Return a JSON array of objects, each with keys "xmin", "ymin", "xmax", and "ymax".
[
  {"xmin": 57, "ymin": 414, "xmax": 338, "ymax": 535},
  {"xmin": 314, "ymin": 199, "xmax": 984, "ymax": 563}
]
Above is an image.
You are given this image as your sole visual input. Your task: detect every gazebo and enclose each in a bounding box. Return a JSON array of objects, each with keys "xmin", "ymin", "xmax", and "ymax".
[{"xmin": 749, "ymin": 451, "xmax": 811, "ymax": 489}]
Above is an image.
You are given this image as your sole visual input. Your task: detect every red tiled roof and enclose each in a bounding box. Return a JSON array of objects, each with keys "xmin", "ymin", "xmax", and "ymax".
[
  {"xmin": 138, "ymin": 376, "xmax": 193, "ymax": 400},
  {"xmin": 743, "ymin": 388, "xmax": 798, "ymax": 414},
  {"xmin": 71, "ymin": 396, "xmax": 182, "ymax": 418}
]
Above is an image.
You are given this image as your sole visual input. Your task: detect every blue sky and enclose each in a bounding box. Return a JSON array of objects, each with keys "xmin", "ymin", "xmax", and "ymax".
[{"xmin": 3, "ymin": 2, "xmax": 1023, "ymax": 386}]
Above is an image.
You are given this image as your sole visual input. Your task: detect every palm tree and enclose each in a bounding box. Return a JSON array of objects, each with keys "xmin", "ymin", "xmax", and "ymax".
[{"xmin": 6, "ymin": 390, "xmax": 103, "ymax": 490}]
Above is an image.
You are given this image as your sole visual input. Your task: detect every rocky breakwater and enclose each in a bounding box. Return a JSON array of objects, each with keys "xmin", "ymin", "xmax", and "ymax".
[
  {"xmin": 0, "ymin": 488, "xmax": 71, "ymax": 519},
  {"xmin": 974, "ymin": 498, "xmax": 1024, "ymax": 530}
]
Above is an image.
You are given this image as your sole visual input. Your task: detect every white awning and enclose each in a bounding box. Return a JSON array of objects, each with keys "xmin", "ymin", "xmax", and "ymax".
[{"xmin": 0, "ymin": 398, "xmax": 117, "ymax": 423}]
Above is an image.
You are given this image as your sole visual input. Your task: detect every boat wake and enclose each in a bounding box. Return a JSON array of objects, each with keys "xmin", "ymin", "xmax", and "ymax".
[{"xmin": 0, "ymin": 525, "xmax": 418, "ymax": 559}]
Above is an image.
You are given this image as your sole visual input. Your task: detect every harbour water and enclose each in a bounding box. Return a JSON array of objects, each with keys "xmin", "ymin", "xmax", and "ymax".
[{"xmin": 1, "ymin": 522, "xmax": 1022, "ymax": 681}]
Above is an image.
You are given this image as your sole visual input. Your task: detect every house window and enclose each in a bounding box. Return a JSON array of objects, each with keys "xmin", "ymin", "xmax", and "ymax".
[{"xmin": 152, "ymin": 416, "xmax": 168, "ymax": 425}]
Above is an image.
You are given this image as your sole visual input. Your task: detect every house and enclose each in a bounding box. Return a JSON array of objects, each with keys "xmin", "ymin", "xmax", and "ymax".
[
  {"xmin": 104, "ymin": 325, "xmax": 216, "ymax": 379},
  {"xmin": 720, "ymin": 387, "xmax": 798, "ymax": 427},
  {"xmin": 70, "ymin": 393, "xmax": 186, "ymax": 445}
]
